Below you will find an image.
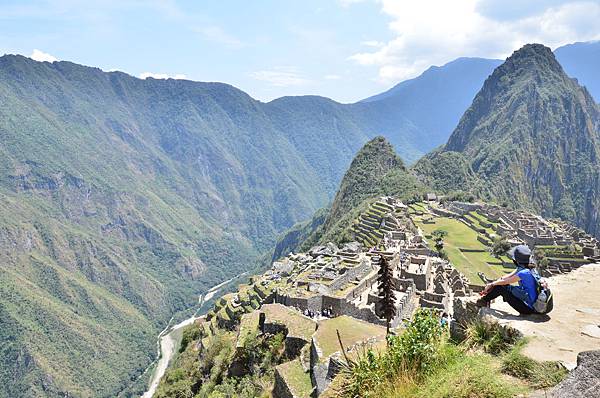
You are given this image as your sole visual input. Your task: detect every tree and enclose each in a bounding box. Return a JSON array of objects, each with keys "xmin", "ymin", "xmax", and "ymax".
[
  {"xmin": 431, "ymin": 229, "xmax": 448, "ymax": 254},
  {"xmin": 491, "ymin": 236, "xmax": 511, "ymax": 258},
  {"xmin": 377, "ymin": 255, "xmax": 396, "ymax": 336}
]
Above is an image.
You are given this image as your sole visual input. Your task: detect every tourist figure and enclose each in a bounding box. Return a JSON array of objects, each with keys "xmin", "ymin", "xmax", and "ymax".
[{"xmin": 476, "ymin": 245, "xmax": 539, "ymax": 315}]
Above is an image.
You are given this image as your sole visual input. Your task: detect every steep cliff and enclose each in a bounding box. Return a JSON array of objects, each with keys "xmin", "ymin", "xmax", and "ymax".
[{"xmin": 416, "ymin": 44, "xmax": 600, "ymax": 236}]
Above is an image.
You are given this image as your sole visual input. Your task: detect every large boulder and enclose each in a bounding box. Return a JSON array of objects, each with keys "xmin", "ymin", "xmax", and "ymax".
[{"xmin": 550, "ymin": 350, "xmax": 600, "ymax": 397}]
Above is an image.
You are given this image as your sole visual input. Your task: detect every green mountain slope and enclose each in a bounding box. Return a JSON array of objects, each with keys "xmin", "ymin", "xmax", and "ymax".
[
  {"xmin": 416, "ymin": 44, "xmax": 600, "ymax": 237},
  {"xmin": 274, "ymin": 137, "xmax": 427, "ymax": 255},
  {"xmin": 0, "ymin": 55, "xmax": 368, "ymax": 397}
]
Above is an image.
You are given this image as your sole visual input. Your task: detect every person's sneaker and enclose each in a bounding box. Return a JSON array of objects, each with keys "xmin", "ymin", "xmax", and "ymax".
[{"xmin": 475, "ymin": 298, "xmax": 490, "ymax": 308}]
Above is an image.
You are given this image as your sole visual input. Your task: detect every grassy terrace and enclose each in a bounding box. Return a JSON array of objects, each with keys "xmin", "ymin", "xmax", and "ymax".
[
  {"xmin": 261, "ymin": 304, "xmax": 317, "ymax": 341},
  {"xmin": 315, "ymin": 316, "xmax": 386, "ymax": 360},
  {"xmin": 277, "ymin": 359, "xmax": 313, "ymax": 397},
  {"xmin": 464, "ymin": 212, "xmax": 496, "ymax": 236},
  {"xmin": 408, "ymin": 202, "xmax": 428, "ymax": 214},
  {"xmin": 237, "ymin": 311, "xmax": 260, "ymax": 346},
  {"xmin": 414, "ymin": 216, "xmax": 514, "ymax": 284}
]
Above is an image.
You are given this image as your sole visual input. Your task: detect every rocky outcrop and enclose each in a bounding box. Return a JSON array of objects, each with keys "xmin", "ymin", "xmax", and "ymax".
[{"xmin": 550, "ymin": 350, "xmax": 600, "ymax": 397}]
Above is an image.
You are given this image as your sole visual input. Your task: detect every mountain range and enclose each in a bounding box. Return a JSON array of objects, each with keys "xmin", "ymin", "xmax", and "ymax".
[
  {"xmin": 1, "ymin": 40, "xmax": 600, "ymax": 397},
  {"xmin": 275, "ymin": 43, "xmax": 600, "ymax": 258},
  {"xmin": 415, "ymin": 43, "xmax": 600, "ymax": 237}
]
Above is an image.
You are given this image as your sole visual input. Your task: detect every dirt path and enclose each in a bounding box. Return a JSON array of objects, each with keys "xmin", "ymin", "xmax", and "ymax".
[{"xmin": 484, "ymin": 263, "xmax": 600, "ymax": 369}]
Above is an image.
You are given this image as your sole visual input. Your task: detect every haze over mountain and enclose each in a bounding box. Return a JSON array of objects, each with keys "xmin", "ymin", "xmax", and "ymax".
[
  {"xmin": 555, "ymin": 41, "xmax": 600, "ymax": 102},
  {"xmin": 1, "ymin": 39, "xmax": 600, "ymax": 397},
  {"xmin": 415, "ymin": 44, "xmax": 600, "ymax": 237}
]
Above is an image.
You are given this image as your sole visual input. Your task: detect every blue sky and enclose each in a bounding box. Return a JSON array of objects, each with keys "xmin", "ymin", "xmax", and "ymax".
[{"xmin": 1, "ymin": 0, "xmax": 599, "ymax": 103}]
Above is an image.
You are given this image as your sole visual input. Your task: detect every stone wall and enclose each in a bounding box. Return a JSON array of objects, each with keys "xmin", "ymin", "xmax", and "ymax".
[
  {"xmin": 273, "ymin": 367, "xmax": 295, "ymax": 398},
  {"xmin": 401, "ymin": 269, "xmax": 428, "ymax": 291},
  {"xmin": 446, "ymin": 201, "xmax": 482, "ymax": 215},
  {"xmin": 328, "ymin": 259, "xmax": 371, "ymax": 292}
]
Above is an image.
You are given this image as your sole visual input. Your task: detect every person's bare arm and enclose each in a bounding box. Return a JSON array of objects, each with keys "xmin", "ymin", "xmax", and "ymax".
[{"xmin": 482, "ymin": 273, "xmax": 520, "ymax": 294}]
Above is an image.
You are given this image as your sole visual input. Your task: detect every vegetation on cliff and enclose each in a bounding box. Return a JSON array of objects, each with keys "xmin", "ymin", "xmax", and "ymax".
[
  {"xmin": 336, "ymin": 311, "xmax": 565, "ymax": 398},
  {"xmin": 415, "ymin": 44, "xmax": 600, "ymax": 238}
]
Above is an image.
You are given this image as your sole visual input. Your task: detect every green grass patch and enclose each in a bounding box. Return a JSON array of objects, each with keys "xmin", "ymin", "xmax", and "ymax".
[
  {"xmin": 261, "ymin": 304, "xmax": 317, "ymax": 341},
  {"xmin": 237, "ymin": 311, "xmax": 260, "ymax": 346},
  {"xmin": 406, "ymin": 348, "xmax": 524, "ymax": 398},
  {"xmin": 415, "ymin": 217, "xmax": 514, "ymax": 284},
  {"xmin": 277, "ymin": 359, "xmax": 313, "ymax": 397},
  {"xmin": 502, "ymin": 343, "xmax": 568, "ymax": 389},
  {"xmin": 315, "ymin": 315, "xmax": 386, "ymax": 359}
]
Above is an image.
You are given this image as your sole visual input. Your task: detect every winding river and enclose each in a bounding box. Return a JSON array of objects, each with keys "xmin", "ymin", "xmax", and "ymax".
[{"xmin": 140, "ymin": 276, "xmax": 236, "ymax": 398}]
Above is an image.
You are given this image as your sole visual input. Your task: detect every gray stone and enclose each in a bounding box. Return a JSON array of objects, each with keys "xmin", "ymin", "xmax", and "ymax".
[
  {"xmin": 551, "ymin": 350, "xmax": 600, "ymax": 397},
  {"xmin": 581, "ymin": 324, "xmax": 600, "ymax": 339}
]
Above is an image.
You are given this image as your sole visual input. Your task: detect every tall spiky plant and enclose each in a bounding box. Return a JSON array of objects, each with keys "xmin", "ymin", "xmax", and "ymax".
[{"xmin": 377, "ymin": 255, "xmax": 397, "ymax": 336}]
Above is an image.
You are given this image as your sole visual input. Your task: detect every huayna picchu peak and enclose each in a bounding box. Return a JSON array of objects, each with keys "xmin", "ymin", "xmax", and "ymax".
[{"xmin": 418, "ymin": 43, "xmax": 600, "ymax": 238}]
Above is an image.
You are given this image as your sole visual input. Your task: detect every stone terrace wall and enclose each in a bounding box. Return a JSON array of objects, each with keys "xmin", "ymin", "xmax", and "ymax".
[
  {"xmin": 446, "ymin": 201, "xmax": 482, "ymax": 215},
  {"xmin": 273, "ymin": 367, "xmax": 295, "ymax": 398},
  {"xmin": 274, "ymin": 292, "xmax": 323, "ymax": 314},
  {"xmin": 328, "ymin": 259, "xmax": 371, "ymax": 292}
]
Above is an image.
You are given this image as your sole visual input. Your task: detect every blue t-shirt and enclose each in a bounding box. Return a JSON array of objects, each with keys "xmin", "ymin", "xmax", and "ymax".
[{"xmin": 516, "ymin": 268, "xmax": 538, "ymax": 307}]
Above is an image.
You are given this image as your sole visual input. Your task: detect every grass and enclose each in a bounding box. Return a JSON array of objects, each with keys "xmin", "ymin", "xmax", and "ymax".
[
  {"xmin": 340, "ymin": 310, "xmax": 528, "ymax": 398},
  {"xmin": 377, "ymin": 347, "xmax": 525, "ymax": 398},
  {"xmin": 415, "ymin": 216, "xmax": 514, "ymax": 284},
  {"xmin": 261, "ymin": 304, "xmax": 317, "ymax": 341},
  {"xmin": 237, "ymin": 311, "xmax": 260, "ymax": 346},
  {"xmin": 315, "ymin": 315, "xmax": 387, "ymax": 359},
  {"xmin": 339, "ymin": 312, "xmax": 566, "ymax": 398},
  {"xmin": 409, "ymin": 350, "xmax": 524, "ymax": 398},
  {"xmin": 277, "ymin": 359, "xmax": 313, "ymax": 397},
  {"xmin": 502, "ymin": 342, "xmax": 568, "ymax": 389},
  {"xmin": 462, "ymin": 317, "xmax": 522, "ymax": 355}
]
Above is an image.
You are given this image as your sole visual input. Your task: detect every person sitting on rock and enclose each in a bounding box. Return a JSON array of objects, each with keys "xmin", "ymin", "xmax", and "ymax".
[{"xmin": 476, "ymin": 245, "xmax": 538, "ymax": 315}]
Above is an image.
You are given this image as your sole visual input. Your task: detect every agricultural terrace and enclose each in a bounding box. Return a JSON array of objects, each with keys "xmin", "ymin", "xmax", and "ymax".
[
  {"xmin": 314, "ymin": 315, "xmax": 387, "ymax": 360},
  {"xmin": 261, "ymin": 304, "xmax": 317, "ymax": 341},
  {"xmin": 276, "ymin": 359, "xmax": 313, "ymax": 397},
  {"xmin": 237, "ymin": 311, "xmax": 260, "ymax": 346},
  {"xmin": 414, "ymin": 215, "xmax": 514, "ymax": 284},
  {"xmin": 464, "ymin": 210, "xmax": 497, "ymax": 237}
]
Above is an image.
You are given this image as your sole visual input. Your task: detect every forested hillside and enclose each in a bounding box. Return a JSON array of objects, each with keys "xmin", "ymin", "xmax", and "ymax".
[
  {"xmin": 0, "ymin": 55, "xmax": 367, "ymax": 397},
  {"xmin": 415, "ymin": 44, "xmax": 600, "ymax": 237}
]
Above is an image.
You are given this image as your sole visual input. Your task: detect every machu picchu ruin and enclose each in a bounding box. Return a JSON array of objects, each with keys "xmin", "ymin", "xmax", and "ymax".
[{"xmin": 163, "ymin": 194, "xmax": 600, "ymax": 397}]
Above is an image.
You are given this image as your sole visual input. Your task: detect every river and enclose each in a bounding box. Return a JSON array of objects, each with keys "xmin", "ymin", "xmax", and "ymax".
[{"xmin": 140, "ymin": 276, "xmax": 237, "ymax": 398}]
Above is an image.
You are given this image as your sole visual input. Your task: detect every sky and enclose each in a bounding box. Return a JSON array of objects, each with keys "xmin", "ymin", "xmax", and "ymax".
[{"xmin": 1, "ymin": 0, "xmax": 599, "ymax": 103}]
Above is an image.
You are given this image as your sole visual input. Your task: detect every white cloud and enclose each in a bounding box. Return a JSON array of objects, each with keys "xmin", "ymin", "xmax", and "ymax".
[
  {"xmin": 193, "ymin": 26, "xmax": 243, "ymax": 48},
  {"xmin": 139, "ymin": 72, "xmax": 187, "ymax": 80},
  {"xmin": 30, "ymin": 49, "xmax": 58, "ymax": 62},
  {"xmin": 361, "ymin": 40, "xmax": 385, "ymax": 48},
  {"xmin": 325, "ymin": 74, "xmax": 342, "ymax": 80},
  {"xmin": 348, "ymin": 0, "xmax": 600, "ymax": 84},
  {"xmin": 250, "ymin": 68, "xmax": 310, "ymax": 87}
]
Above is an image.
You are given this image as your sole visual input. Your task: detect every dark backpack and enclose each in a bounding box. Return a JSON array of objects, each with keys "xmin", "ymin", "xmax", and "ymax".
[{"xmin": 532, "ymin": 270, "xmax": 554, "ymax": 314}]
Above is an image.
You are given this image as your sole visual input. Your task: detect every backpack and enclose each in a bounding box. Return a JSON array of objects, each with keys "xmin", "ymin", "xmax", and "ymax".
[{"xmin": 532, "ymin": 270, "xmax": 554, "ymax": 314}]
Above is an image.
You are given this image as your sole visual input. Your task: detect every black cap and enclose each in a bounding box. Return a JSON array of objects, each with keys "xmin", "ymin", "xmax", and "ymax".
[{"xmin": 508, "ymin": 245, "xmax": 534, "ymax": 265}]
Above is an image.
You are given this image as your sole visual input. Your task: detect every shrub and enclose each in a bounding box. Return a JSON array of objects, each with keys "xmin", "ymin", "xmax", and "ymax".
[
  {"xmin": 179, "ymin": 324, "xmax": 201, "ymax": 353},
  {"xmin": 462, "ymin": 317, "xmax": 521, "ymax": 355},
  {"xmin": 343, "ymin": 309, "xmax": 444, "ymax": 396}
]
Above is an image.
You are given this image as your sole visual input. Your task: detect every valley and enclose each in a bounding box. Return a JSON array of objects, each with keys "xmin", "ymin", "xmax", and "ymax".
[{"xmin": 0, "ymin": 29, "xmax": 600, "ymax": 397}]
